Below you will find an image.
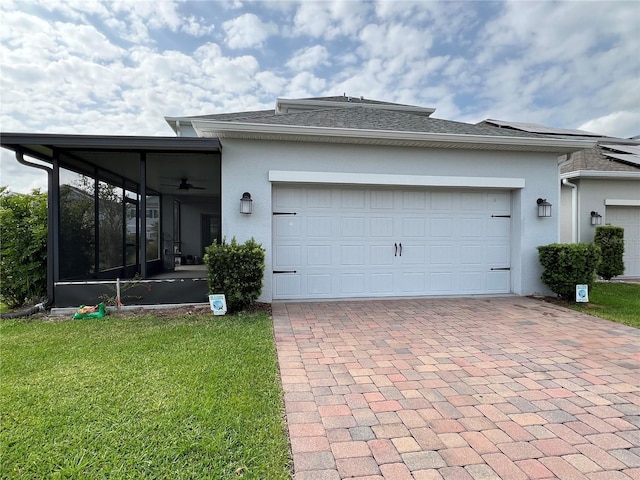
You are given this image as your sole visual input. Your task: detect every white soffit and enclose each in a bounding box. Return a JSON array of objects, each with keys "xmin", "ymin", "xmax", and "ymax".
[
  {"xmin": 605, "ymin": 199, "xmax": 640, "ymax": 206},
  {"xmin": 268, "ymin": 170, "xmax": 525, "ymax": 189},
  {"xmin": 561, "ymin": 170, "xmax": 640, "ymax": 180}
]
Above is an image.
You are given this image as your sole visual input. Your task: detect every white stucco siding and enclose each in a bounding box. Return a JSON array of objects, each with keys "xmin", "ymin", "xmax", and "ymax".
[{"xmin": 221, "ymin": 139, "xmax": 560, "ymax": 301}]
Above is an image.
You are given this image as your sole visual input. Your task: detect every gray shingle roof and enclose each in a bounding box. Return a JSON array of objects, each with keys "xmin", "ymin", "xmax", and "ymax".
[
  {"xmin": 561, "ymin": 143, "xmax": 640, "ymax": 173},
  {"xmin": 198, "ymin": 106, "xmax": 551, "ymax": 138}
]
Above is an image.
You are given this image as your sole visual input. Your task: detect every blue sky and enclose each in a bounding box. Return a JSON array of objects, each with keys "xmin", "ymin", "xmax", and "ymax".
[{"xmin": 1, "ymin": 0, "xmax": 639, "ymax": 193}]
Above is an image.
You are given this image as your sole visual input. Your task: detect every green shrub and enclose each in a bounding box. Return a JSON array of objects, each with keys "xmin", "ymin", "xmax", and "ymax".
[
  {"xmin": 537, "ymin": 243, "xmax": 601, "ymax": 300},
  {"xmin": 0, "ymin": 188, "xmax": 48, "ymax": 308},
  {"xmin": 204, "ymin": 237, "xmax": 265, "ymax": 313},
  {"xmin": 594, "ymin": 226, "xmax": 625, "ymax": 280}
]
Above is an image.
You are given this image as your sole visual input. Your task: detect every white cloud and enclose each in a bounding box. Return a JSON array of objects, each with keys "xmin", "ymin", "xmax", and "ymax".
[
  {"xmin": 291, "ymin": 0, "xmax": 368, "ymax": 39},
  {"xmin": 223, "ymin": 13, "xmax": 277, "ymax": 49},
  {"xmin": 579, "ymin": 111, "xmax": 640, "ymax": 139},
  {"xmin": 358, "ymin": 23, "xmax": 431, "ymax": 62},
  {"xmin": 286, "ymin": 45, "xmax": 330, "ymax": 72}
]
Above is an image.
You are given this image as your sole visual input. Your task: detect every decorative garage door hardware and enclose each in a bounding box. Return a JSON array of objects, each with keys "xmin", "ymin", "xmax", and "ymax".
[
  {"xmin": 491, "ymin": 267, "xmax": 511, "ymax": 271},
  {"xmin": 394, "ymin": 242, "xmax": 403, "ymax": 256},
  {"xmin": 274, "ymin": 270, "xmax": 297, "ymax": 274},
  {"xmin": 491, "ymin": 214, "xmax": 511, "ymax": 218},
  {"xmin": 272, "ymin": 212, "xmax": 297, "ymax": 215}
]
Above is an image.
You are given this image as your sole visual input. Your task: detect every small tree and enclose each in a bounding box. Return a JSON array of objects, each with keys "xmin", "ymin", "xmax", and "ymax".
[
  {"xmin": 204, "ymin": 237, "xmax": 265, "ymax": 313},
  {"xmin": 594, "ymin": 226, "xmax": 625, "ymax": 280},
  {"xmin": 0, "ymin": 187, "xmax": 48, "ymax": 308},
  {"xmin": 537, "ymin": 243, "xmax": 601, "ymax": 300}
]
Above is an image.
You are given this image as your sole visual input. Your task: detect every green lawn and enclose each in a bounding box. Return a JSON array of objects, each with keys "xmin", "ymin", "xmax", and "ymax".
[
  {"xmin": 0, "ymin": 311, "xmax": 291, "ymax": 479},
  {"xmin": 570, "ymin": 282, "xmax": 640, "ymax": 328}
]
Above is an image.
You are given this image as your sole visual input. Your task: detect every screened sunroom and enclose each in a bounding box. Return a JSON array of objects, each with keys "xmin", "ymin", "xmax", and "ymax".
[{"xmin": 1, "ymin": 133, "xmax": 221, "ymax": 308}]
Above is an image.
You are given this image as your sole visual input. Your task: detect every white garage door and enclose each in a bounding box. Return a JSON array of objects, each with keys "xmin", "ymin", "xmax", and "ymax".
[
  {"xmin": 272, "ymin": 185, "xmax": 512, "ymax": 300},
  {"xmin": 606, "ymin": 206, "xmax": 640, "ymax": 277}
]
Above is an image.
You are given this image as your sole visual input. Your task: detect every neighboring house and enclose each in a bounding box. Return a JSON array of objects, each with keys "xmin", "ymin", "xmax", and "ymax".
[
  {"xmin": 2, "ymin": 96, "xmax": 596, "ymax": 307},
  {"xmin": 480, "ymin": 119, "xmax": 640, "ymax": 278},
  {"xmin": 560, "ymin": 141, "xmax": 640, "ymax": 277}
]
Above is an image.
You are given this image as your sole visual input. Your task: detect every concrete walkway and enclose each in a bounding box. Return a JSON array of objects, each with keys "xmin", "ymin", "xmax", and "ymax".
[{"xmin": 273, "ymin": 297, "xmax": 640, "ymax": 480}]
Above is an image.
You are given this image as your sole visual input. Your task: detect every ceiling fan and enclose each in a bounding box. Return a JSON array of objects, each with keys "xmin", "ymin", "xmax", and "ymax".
[{"xmin": 163, "ymin": 178, "xmax": 206, "ymax": 191}]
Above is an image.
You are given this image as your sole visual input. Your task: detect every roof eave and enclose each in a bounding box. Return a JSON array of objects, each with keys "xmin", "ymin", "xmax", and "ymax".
[
  {"xmin": 0, "ymin": 132, "xmax": 221, "ymax": 153},
  {"xmin": 191, "ymin": 120, "xmax": 597, "ymax": 153},
  {"xmin": 560, "ymin": 170, "xmax": 640, "ymax": 180}
]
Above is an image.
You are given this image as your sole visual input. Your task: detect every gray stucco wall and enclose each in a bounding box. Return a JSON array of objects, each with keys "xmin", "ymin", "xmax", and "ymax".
[{"xmin": 220, "ymin": 139, "xmax": 561, "ymax": 301}]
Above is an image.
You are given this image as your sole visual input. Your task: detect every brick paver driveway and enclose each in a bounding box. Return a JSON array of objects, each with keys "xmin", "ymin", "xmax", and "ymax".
[{"xmin": 273, "ymin": 296, "xmax": 640, "ymax": 480}]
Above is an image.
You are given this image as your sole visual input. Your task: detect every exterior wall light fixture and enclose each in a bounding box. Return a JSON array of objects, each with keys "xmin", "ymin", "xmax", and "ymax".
[
  {"xmin": 537, "ymin": 198, "xmax": 552, "ymax": 218},
  {"xmin": 240, "ymin": 192, "xmax": 253, "ymax": 214},
  {"xmin": 590, "ymin": 211, "xmax": 602, "ymax": 226}
]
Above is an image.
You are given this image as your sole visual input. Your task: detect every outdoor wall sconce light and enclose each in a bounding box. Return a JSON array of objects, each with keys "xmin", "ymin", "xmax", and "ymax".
[
  {"xmin": 240, "ymin": 192, "xmax": 253, "ymax": 214},
  {"xmin": 590, "ymin": 211, "xmax": 602, "ymax": 226},
  {"xmin": 537, "ymin": 198, "xmax": 552, "ymax": 218}
]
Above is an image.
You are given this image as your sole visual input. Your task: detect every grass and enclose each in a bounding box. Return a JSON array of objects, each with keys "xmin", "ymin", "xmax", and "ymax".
[
  {"xmin": 569, "ymin": 282, "xmax": 640, "ymax": 328},
  {"xmin": 0, "ymin": 311, "xmax": 291, "ymax": 479}
]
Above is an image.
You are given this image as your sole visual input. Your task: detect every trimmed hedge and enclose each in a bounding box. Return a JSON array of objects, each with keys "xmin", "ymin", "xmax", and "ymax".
[
  {"xmin": 204, "ymin": 237, "xmax": 265, "ymax": 313},
  {"xmin": 537, "ymin": 243, "xmax": 601, "ymax": 300},
  {"xmin": 594, "ymin": 226, "xmax": 625, "ymax": 280}
]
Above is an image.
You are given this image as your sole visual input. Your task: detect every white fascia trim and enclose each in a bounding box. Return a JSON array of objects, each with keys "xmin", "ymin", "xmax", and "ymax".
[
  {"xmin": 275, "ymin": 98, "xmax": 436, "ymax": 116},
  {"xmin": 192, "ymin": 120, "xmax": 596, "ymax": 151},
  {"xmin": 268, "ymin": 170, "xmax": 525, "ymax": 189},
  {"xmin": 561, "ymin": 170, "xmax": 640, "ymax": 180},
  {"xmin": 605, "ymin": 199, "xmax": 640, "ymax": 206}
]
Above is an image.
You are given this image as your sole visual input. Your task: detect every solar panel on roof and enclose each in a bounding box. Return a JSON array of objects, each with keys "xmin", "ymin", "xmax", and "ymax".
[
  {"xmin": 601, "ymin": 144, "xmax": 640, "ymax": 155},
  {"xmin": 603, "ymin": 152, "xmax": 640, "ymax": 167},
  {"xmin": 486, "ymin": 119, "xmax": 603, "ymax": 136}
]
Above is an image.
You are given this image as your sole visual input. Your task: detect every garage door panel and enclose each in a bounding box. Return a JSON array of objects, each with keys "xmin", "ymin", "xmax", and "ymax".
[
  {"xmin": 459, "ymin": 271, "xmax": 488, "ymax": 292},
  {"xmin": 275, "ymin": 215, "xmax": 301, "ymax": 237},
  {"xmin": 307, "ymin": 274, "xmax": 332, "ymax": 295},
  {"xmin": 430, "ymin": 192, "xmax": 454, "ymax": 210},
  {"xmin": 487, "ymin": 271, "xmax": 510, "ymax": 291},
  {"xmin": 273, "ymin": 186, "xmax": 512, "ymax": 299},
  {"xmin": 341, "ymin": 190, "xmax": 365, "ymax": 208},
  {"xmin": 486, "ymin": 244, "xmax": 510, "ymax": 265},
  {"xmin": 403, "ymin": 191, "xmax": 427, "ymax": 209},
  {"xmin": 307, "ymin": 216, "xmax": 332, "ymax": 236},
  {"xmin": 307, "ymin": 245, "xmax": 332, "ymax": 266},
  {"xmin": 341, "ymin": 273, "xmax": 365, "ymax": 294},
  {"xmin": 274, "ymin": 274, "xmax": 301, "ymax": 297},
  {"xmin": 341, "ymin": 217, "xmax": 366, "ymax": 237},
  {"xmin": 371, "ymin": 190, "xmax": 394, "ymax": 209},
  {"xmin": 274, "ymin": 245, "xmax": 301, "ymax": 268},
  {"xmin": 460, "ymin": 245, "xmax": 483, "ymax": 265},
  {"xmin": 430, "ymin": 245, "xmax": 454, "ymax": 264},
  {"xmin": 401, "ymin": 272, "xmax": 426, "ymax": 293},
  {"xmin": 460, "ymin": 218, "xmax": 483, "ymax": 237},
  {"xmin": 306, "ymin": 188, "xmax": 332, "ymax": 208},
  {"xmin": 274, "ymin": 187, "xmax": 303, "ymax": 209},
  {"xmin": 371, "ymin": 273, "xmax": 394, "ymax": 294},
  {"xmin": 430, "ymin": 272, "xmax": 454, "ymax": 292},
  {"xmin": 402, "ymin": 217, "xmax": 427, "ymax": 236},
  {"xmin": 341, "ymin": 245, "xmax": 366, "ymax": 265},
  {"xmin": 402, "ymin": 245, "xmax": 425, "ymax": 264},
  {"xmin": 371, "ymin": 217, "xmax": 394, "ymax": 236},
  {"xmin": 371, "ymin": 245, "xmax": 394, "ymax": 265},
  {"xmin": 431, "ymin": 218, "xmax": 453, "ymax": 237}
]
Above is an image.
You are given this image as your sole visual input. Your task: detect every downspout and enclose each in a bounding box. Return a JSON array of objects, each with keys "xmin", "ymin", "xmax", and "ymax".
[
  {"xmin": 562, "ymin": 178, "xmax": 578, "ymax": 243},
  {"xmin": 15, "ymin": 152, "xmax": 54, "ymax": 308}
]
